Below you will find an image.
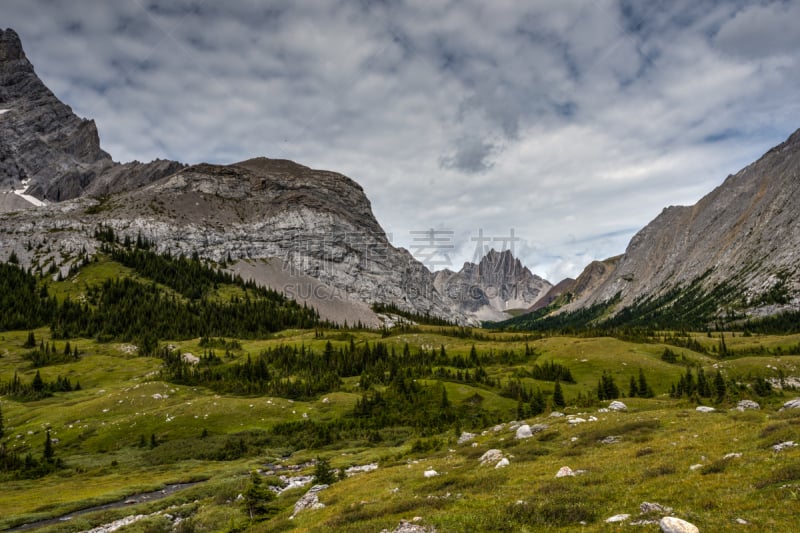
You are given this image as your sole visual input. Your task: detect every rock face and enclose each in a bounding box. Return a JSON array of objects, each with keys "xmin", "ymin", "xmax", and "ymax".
[
  {"xmin": 566, "ymin": 128, "xmax": 800, "ymax": 320},
  {"xmin": 434, "ymin": 249, "xmax": 552, "ymax": 321},
  {"xmin": 0, "ymin": 28, "xmax": 180, "ymax": 204}
]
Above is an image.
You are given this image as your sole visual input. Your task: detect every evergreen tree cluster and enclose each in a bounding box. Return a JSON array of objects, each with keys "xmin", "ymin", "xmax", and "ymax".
[
  {"xmin": 24, "ymin": 340, "xmax": 80, "ymax": 368},
  {"xmin": 670, "ymin": 367, "xmax": 728, "ymax": 402},
  {"xmin": 371, "ymin": 302, "xmax": 457, "ymax": 326},
  {"xmin": 628, "ymin": 368, "xmax": 654, "ymax": 398},
  {"xmin": 597, "ymin": 372, "xmax": 620, "ymax": 400},
  {"xmin": 0, "ymin": 371, "xmax": 79, "ymax": 401},
  {"xmin": 1, "ymin": 427, "xmax": 62, "ymax": 479},
  {"xmin": 527, "ymin": 360, "xmax": 575, "ymax": 383},
  {"xmin": 0, "ymin": 263, "xmax": 56, "ymax": 332},
  {"xmin": 50, "ymin": 276, "xmax": 321, "ymax": 348}
]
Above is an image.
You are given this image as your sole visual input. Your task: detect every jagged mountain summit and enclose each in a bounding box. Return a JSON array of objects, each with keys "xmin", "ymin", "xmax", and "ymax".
[
  {"xmin": 550, "ymin": 129, "xmax": 800, "ymax": 325},
  {"xmin": 0, "ymin": 28, "xmax": 552, "ymax": 326},
  {"xmin": 0, "ymin": 28, "xmax": 182, "ymax": 205},
  {"xmin": 434, "ymin": 249, "xmax": 551, "ymax": 321}
]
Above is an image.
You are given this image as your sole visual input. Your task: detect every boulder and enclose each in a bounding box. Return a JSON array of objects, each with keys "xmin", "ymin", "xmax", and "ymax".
[
  {"xmin": 608, "ymin": 401, "xmax": 627, "ymax": 411},
  {"xmin": 555, "ymin": 466, "xmax": 575, "ymax": 478},
  {"xmin": 659, "ymin": 516, "xmax": 699, "ymax": 533},
  {"xmin": 605, "ymin": 514, "xmax": 630, "ymax": 523},
  {"xmin": 736, "ymin": 399, "xmax": 760, "ymax": 411},
  {"xmin": 515, "ymin": 424, "xmax": 533, "ymax": 439},
  {"xmin": 291, "ymin": 484, "xmax": 328, "ymax": 518},
  {"xmin": 695, "ymin": 406, "xmax": 715, "ymax": 413},
  {"xmin": 495, "ymin": 458, "xmax": 510, "ymax": 469},
  {"xmin": 457, "ymin": 432, "xmax": 476, "ymax": 444},
  {"xmin": 423, "ymin": 469, "xmax": 438, "ymax": 478},
  {"xmin": 549, "ymin": 411, "xmax": 565, "ymax": 417},
  {"xmin": 479, "ymin": 449, "xmax": 503, "ymax": 465},
  {"xmin": 781, "ymin": 398, "xmax": 800, "ymax": 410}
]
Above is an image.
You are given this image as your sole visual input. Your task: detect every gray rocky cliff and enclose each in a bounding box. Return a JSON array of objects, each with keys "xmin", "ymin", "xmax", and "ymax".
[
  {"xmin": 566, "ymin": 128, "xmax": 800, "ymax": 318},
  {"xmin": 0, "ymin": 28, "xmax": 181, "ymax": 203}
]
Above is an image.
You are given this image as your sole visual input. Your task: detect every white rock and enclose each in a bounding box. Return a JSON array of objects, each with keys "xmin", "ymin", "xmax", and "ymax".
[
  {"xmin": 736, "ymin": 399, "xmax": 760, "ymax": 411},
  {"xmin": 695, "ymin": 406, "xmax": 716, "ymax": 413},
  {"xmin": 773, "ymin": 441, "xmax": 797, "ymax": 452},
  {"xmin": 492, "ymin": 423, "xmax": 506, "ymax": 432},
  {"xmin": 605, "ymin": 514, "xmax": 630, "ymax": 523},
  {"xmin": 597, "ymin": 408, "xmax": 610, "ymax": 413},
  {"xmin": 567, "ymin": 417, "xmax": 586, "ymax": 425},
  {"xmin": 689, "ymin": 464, "xmax": 704, "ymax": 471},
  {"xmin": 458, "ymin": 431, "xmax": 476, "ymax": 444},
  {"xmin": 723, "ymin": 452, "xmax": 742, "ymax": 460},
  {"xmin": 600, "ymin": 435, "xmax": 621, "ymax": 444},
  {"xmin": 549, "ymin": 411, "xmax": 565, "ymax": 417},
  {"xmin": 345, "ymin": 463, "xmax": 378, "ymax": 476},
  {"xmin": 322, "ymin": 397, "xmax": 330, "ymax": 404},
  {"xmin": 736, "ymin": 518, "xmax": 749, "ymax": 524},
  {"xmin": 659, "ymin": 516, "xmax": 699, "ymax": 533},
  {"xmin": 555, "ymin": 466, "xmax": 575, "ymax": 478},
  {"xmin": 781, "ymin": 398, "xmax": 800, "ymax": 410},
  {"xmin": 423, "ymin": 469, "xmax": 438, "ymax": 478},
  {"xmin": 479, "ymin": 449, "xmax": 504, "ymax": 465},
  {"xmin": 516, "ymin": 424, "xmax": 533, "ymax": 439},
  {"xmin": 495, "ymin": 458, "xmax": 510, "ymax": 469},
  {"xmin": 608, "ymin": 401, "xmax": 627, "ymax": 411},
  {"xmin": 640, "ymin": 502, "xmax": 672, "ymax": 514},
  {"xmin": 181, "ymin": 352, "xmax": 199, "ymax": 364},
  {"xmin": 291, "ymin": 484, "xmax": 328, "ymax": 518}
]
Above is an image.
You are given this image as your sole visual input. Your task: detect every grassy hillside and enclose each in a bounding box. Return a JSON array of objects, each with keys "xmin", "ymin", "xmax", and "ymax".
[{"xmin": 1, "ymin": 256, "xmax": 800, "ymax": 531}]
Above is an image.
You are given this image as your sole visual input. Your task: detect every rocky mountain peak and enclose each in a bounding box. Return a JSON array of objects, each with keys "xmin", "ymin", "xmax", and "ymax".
[
  {"xmin": 0, "ymin": 28, "xmax": 26, "ymax": 63},
  {"xmin": 0, "ymin": 29, "xmax": 182, "ymax": 205}
]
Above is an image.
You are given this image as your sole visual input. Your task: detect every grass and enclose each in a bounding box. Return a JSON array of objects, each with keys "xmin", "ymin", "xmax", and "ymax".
[{"xmin": 3, "ymin": 326, "xmax": 800, "ymax": 531}]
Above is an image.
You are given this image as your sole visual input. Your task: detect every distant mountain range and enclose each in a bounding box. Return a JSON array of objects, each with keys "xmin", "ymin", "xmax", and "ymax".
[{"xmin": 2, "ymin": 27, "xmax": 799, "ymax": 329}]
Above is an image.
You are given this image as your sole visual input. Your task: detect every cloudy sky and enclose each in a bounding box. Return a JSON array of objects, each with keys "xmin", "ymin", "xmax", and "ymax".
[{"xmin": 5, "ymin": 0, "xmax": 800, "ymax": 281}]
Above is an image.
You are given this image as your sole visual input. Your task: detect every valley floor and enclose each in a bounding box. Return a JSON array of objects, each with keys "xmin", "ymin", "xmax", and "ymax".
[{"xmin": 1, "ymin": 328, "xmax": 799, "ymax": 532}]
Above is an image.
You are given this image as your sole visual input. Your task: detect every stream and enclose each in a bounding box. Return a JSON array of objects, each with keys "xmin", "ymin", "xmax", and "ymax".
[{"xmin": 6, "ymin": 482, "xmax": 201, "ymax": 532}]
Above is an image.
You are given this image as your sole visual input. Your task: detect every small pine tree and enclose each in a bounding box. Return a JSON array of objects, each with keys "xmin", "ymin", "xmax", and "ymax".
[
  {"xmin": 638, "ymin": 368, "xmax": 654, "ymax": 398},
  {"xmin": 313, "ymin": 456, "xmax": 336, "ymax": 485},
  {"xmin": 43, "ymin": 429, "xmax": 54, "ymax": 461},
  {"xmin": 713, "ymin": 370, "xmax": 727, "ymax": 402},
  {"xmin": 32, "ymin": 370, "xmax": 44, "ymax": 392},
  {"xmin": 629, "ymin": 376, "xmax": 639, "ymax": 398},
  {"xmin": 243, "ymin": 470, "xmax": 275, "ymax": 520},
  {"xmin": 552, "ymin": 380, "xmax": 566, "ymax": 408},
  {"xmin": 24, "ymin": 331, "xmax": 36, "ymax": 348},
  {"xmin": 149, "ymin": 433, "xmax": 158, "ymax": 449}
]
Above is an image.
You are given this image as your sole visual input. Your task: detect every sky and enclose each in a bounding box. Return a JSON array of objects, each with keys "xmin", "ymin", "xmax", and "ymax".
[{"xmin": 4, "ymin": 0, "xmax": 800, "ymax": 282}]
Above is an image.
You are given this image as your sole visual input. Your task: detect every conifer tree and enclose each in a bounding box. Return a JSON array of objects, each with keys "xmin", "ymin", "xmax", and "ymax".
[
  {"xmin": 24, "ymin": 331, "xmax": 36, "ymax": 348},
  {"xmin": 43, "ymin": 429, "xmax": 54, "ymax": 461},
  {"xmin": 713, "ymin": 370, "xmax": 727, "ymax": 402},
  {"xmin": 629, "ymin": 376, "xmax": 639, "ymax": 397},
  {"xmin": 313, "ymin": 456, "xmax": 336, "ymax": 485},
  {"xmin": 243, "ymin": 470, "xmax": 274, "ymax": 520},
  {"xmin": 552, "ymin": 380, "xmax": 565, "ymax": 408},
  {"xmin": 638, "ymin": 368, "xmax": 654, "ymax": 398}
]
